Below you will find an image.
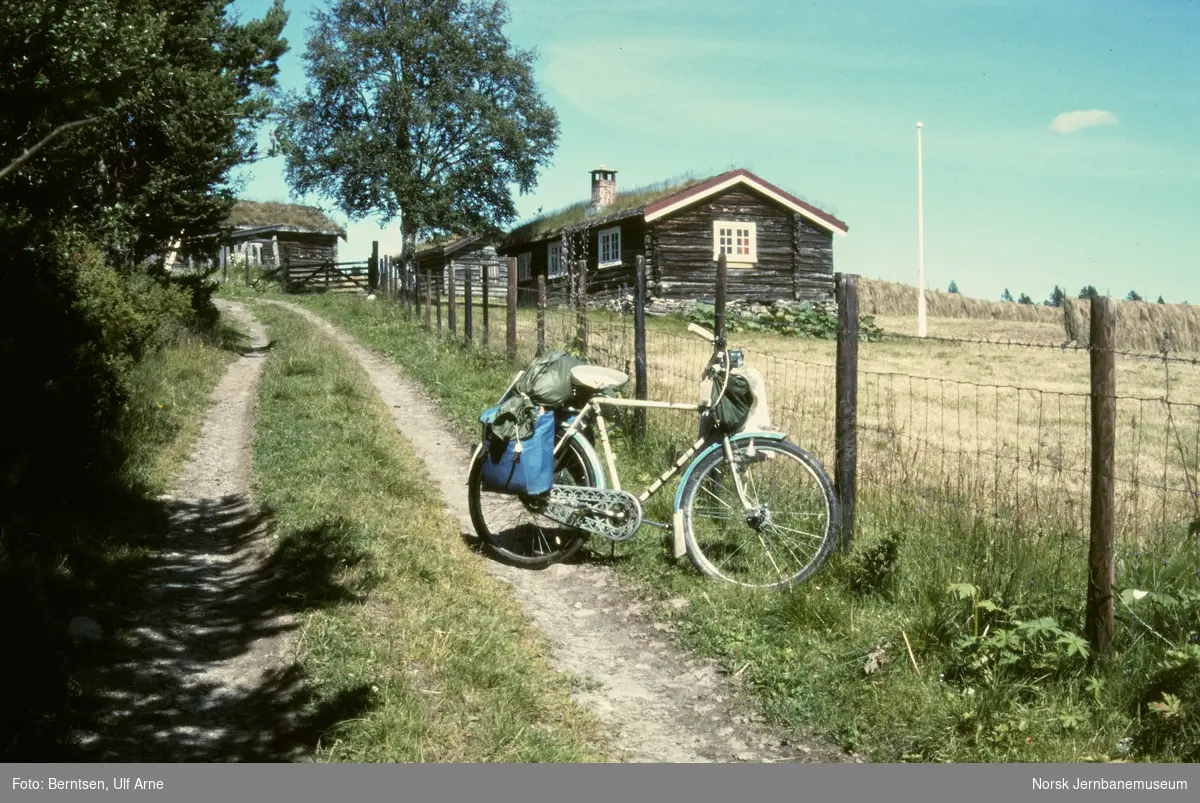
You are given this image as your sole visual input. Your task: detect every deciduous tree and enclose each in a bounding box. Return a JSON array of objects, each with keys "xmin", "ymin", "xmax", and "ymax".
[{"xmin": 274, "ymin": 0, "xmax": 559, "ymax": 274}]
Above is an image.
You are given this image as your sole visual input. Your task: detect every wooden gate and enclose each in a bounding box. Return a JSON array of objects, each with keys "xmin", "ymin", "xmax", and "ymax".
[{"xmin": 283, "ymin": 259, "xmax": 371, "ymax": 294}]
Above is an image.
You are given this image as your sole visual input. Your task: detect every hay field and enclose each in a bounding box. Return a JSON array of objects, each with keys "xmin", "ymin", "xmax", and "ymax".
[
  {"xmin": 438, "ymin": 288, "xmax": 1200, "ymax": 547},
  {"xmin": 583, "ymin": 310, "xmax": 1200, "ymax": 549}
]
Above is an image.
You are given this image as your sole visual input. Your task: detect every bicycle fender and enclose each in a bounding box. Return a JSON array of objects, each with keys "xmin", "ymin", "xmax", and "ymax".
[
  {"xmin": 572, "ymin": 432, "xmax": 609, "ymax": 490},
  {"xmin": 672, "ymin": 431, "xmax": 789, "ymax": 511}
]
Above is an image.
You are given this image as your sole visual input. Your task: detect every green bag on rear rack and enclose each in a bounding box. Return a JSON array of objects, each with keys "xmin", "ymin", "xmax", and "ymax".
[{"xmin": 514, "ymin": 349, "xmax": 588, "ymax": 409}]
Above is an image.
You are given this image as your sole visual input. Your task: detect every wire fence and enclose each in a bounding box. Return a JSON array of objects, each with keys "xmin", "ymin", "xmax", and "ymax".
[{"xmin": 380, "ymin": 257, "xmax": 1200, "ymax": 618}]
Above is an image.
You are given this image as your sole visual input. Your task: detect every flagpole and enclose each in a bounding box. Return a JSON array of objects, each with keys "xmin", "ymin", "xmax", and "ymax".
[{"xmin": 917, "ymin": 121, "xmax": 927, "ymax": 338}]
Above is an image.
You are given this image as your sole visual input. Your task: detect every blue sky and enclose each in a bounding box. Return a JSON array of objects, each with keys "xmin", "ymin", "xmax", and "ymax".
[{"xmin": 228, "ymin": 0, "xmax": 1200, "ymax": 303}]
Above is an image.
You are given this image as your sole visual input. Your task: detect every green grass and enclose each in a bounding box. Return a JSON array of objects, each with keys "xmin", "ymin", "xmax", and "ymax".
[
  {"xmin": 273, "ymin": 290, "xmax": 1200, "ymax": 765},
  {"xmin": 116, "ymin": 321, "xmax": 245, "ymax": 492},
  {"xmin": 246, "ymin": 302, "xmax": 608, "ymax": 762}
]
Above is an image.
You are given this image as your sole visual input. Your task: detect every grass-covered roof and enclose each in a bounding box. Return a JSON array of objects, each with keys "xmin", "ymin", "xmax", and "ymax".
[
  {"xmin": 226, "ymin": 200, "xmax": 346, "ymax": 237},
  {"xmin": 505, "ymin": 173, "xmax": 706, "ymax": 245}
]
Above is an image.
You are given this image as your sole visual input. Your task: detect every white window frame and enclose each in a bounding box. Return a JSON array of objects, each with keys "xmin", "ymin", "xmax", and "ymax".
[
  {"xmin": 517, "ymin": 252, "xmax": 532, "ymax": 281},
  {"xmin": 547, "ymin": 240, "xmax": 565, "ymax": 279},
  {"xmin": 597, "ymin": 226, "xmax": 622, "ymax": 268},
  {"xmin": 712, "ymin": 221, "xmax": 757, "ymax": 264}
]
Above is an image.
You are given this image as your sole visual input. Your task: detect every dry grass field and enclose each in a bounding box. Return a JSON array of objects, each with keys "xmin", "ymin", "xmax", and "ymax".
[{"xmin": 430, "ymin": 285, "xmax": 1200, "ymax": 553}]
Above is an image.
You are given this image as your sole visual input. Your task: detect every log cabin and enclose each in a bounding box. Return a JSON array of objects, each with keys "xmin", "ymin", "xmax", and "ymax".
[
  {"xmin": 415, "ymin": 233, "xmax": 508, "ymax": 299},
  {"xmin": 496, "ymin": 166, "xmax": 848, "ymax": 304},
  {"xmin": 219, "ymin": 200, "xmax": 347, "ymax": 268}
]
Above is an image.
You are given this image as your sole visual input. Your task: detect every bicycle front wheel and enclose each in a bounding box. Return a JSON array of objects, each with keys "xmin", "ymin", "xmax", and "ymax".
[{"xmin": 680, "ymin": 438, "xmax": 839, "ymax": 589}]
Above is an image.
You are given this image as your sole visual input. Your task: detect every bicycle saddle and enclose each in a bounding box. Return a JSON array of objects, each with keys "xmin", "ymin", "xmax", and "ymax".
[{"xmin": 569, "ymin": 365, "xmax": 629, "ymax": 392}]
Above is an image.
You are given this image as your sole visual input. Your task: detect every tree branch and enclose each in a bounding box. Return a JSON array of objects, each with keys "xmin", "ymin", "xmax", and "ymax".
[{"xmin": 0, "ymin": 118, "xmax": 98, "ymax": 181}]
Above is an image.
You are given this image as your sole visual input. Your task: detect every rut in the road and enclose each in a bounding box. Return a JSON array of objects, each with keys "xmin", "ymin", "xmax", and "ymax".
[
  {"xmin": 80, "ymin": 301, "xmax": 339, "ymax": 761},
  {"xmin": 264, "ymin": 299, "xmax": 856, "ymax": 764}
]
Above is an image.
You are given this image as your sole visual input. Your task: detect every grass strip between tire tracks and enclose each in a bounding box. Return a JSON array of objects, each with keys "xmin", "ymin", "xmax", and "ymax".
[{"xmin": 247, "ymin": 301, "xmax": 607, "ymax": 762}]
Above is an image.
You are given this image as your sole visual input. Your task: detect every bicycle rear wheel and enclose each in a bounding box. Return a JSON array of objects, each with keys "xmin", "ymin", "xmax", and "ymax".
[
  {"xmin": 467, "ymin": 434, "xmax": 600, "ymax": 567},
  {"xmin": 679, "ymin": 438, "xmax": 839, "ymax": 589}
]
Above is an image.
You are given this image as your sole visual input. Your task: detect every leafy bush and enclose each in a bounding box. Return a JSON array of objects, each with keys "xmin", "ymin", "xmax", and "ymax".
[
  {"xmin": 687, "ymin": 300, "xmax": 886, "ymax": 342},
  {"xmin": 0, "ymin": 226, "xmax": 218, "ymax": 507}
]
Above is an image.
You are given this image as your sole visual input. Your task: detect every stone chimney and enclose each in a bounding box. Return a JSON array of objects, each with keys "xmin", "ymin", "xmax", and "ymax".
[{"xmin": 589, "ymin": 164, "xmax": 617, "ymax": 212}]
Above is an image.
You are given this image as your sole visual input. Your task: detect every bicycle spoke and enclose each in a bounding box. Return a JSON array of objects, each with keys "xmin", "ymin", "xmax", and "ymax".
[{"xmin": 763, "ymin": 521, "xmax": 827, "ymax": 542}]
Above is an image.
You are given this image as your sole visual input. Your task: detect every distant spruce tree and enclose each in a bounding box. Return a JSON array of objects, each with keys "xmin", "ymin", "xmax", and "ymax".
[
  {"xmin": 1017, "ymin": 293, "xmax": 1034, "ymax": 305},
  {"xmin": 1078, "ymin": 286, "xmax": 1100, "ymax": 299},
  {"xmin": 948, "ymin": 280, "xmax": 960, "ymax": 294},
  {"xmin": 1045, "ymin": 286, "xmax": 1065, "ymax": 307},
  {"xmin": 1126, "ymin": 290, "xmax": 1143, "ymax": 302},
  {"xmin": 1001, "ymin": 288, "xmax": 1014, "ymax": 303}
]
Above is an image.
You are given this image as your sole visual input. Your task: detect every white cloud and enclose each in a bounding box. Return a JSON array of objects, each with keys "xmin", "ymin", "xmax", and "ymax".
[{"xmin": 1047, "ymin": 109, "xmax": 1120, "ymax": 134}]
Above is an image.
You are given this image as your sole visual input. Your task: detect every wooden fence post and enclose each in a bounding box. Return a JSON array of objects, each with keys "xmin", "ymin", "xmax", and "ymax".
[
  {"xmin": 835, "ymin": 273, "xmax": 860, "ymax": 553},
  {"xmin": 436, "ymin": 269, "xmax": 443, "ymax": 334},
  {"xmin": 506, "ymin": 256, "xmax": 518, "ymax": 362},
  {"xmin": 446, "ymin": 260, "xmax": 456, "ymax": 336},
  {"xmin": 537, "ymin": 274, "xmax": 547, "ymax": 357},
  {"xmin": 714, "ymin": 252, "xmax": 727, "ymax": 345},
  {"xmin": 282, "ymin": 255, "xmax": 290, "ymax": 294},
  {"xmin": 634, "ymin": 255, "xmax": 648, "ymax": 442},
  {"xmin": 424, "ymin": 273, "xmax": 431, "ymax": 333},
  {"xmin": 1087, "ymin": 295, "xmax": 1117, "ymax": 659},
  {"xmin": 481, "ymin": 264, "xmax": 490, "ymax": 349},
  {"xmin": 411, "ymin": 262, "xmax": 419, "ymax": 318},
  {"xmin": 464, "ymin": 266, "xmax": 474, "ymax": 348},
  {"xmin": 575, "ymin": 259, "xmax": 588, "ymax": 357},
  {"xmin": 368, "ymin": 241, "xmax": 379, "ymax": 295}
]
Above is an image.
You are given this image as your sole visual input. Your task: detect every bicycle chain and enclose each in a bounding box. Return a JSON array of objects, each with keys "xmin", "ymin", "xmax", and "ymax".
[{"xmin": 533, "ymin": 485, "xmax": 644, "ymax": 542}]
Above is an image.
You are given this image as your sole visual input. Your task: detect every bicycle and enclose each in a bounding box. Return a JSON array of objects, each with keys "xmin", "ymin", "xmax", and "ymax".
[{"xmin": 466, "ymin": 322, "xmax": 841, "ymax": 590}]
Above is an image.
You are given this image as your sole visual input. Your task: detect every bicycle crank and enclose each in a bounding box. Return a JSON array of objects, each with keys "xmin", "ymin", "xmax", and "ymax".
[{"xmin": 533, "ymin": 485, "xmax": 644, "ymax": 541}]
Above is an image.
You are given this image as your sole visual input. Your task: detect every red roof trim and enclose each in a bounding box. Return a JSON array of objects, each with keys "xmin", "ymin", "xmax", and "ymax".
[{"xmin": 643, "ymin": 168, "xmax": 848, "ymax": 233}]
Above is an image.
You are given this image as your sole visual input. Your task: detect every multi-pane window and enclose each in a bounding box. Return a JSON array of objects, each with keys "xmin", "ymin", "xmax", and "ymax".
[
  {"xmin": 518, "ymin": 252, "xmax": 532, "ymax": 281},
  {"xmin": 712, "ymin": 221, "xmax": 757, "ymax": 262},
  {"xmin": 598, "ymin": 226, "xmax": 621, "ymax": 267},
  {"xmin": 548, "ymin": 241, "xmax": 565, "ymax": 278}
]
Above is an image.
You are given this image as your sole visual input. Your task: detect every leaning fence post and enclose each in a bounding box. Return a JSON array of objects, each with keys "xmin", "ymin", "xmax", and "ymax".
[
  {"xmin": 464, "ymin": 265, "xmax": 474, "ymax": 348},
  {"xmin": 537, "ymin": 274, "xmax": 547, "ymax": 356},
  {"xmin": 436, "ymin": 269, "xmax": 443, "ymax": 334},
  {"xmin": 1087, "ymin": 295, "xmax": 1117, "ymax": 659},
  {"xmin": 835, "ymin": 273, "xmax": 860, "ymax": 553},
  {"xmin": 506, "ymin": 256, "xmax": 518, "ymax": 362},
  {"xmin": 634, "ymin": 255, "xmax": 649, "ymax": 442},
  {"xmin": 575, "ymin": 259, "xmax": 588, "ymax": 357}
]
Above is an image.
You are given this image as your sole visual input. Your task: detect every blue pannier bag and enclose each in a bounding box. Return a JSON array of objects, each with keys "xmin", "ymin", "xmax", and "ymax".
[{"xmin": 479, "ymin": 406, "xmax": 556, "ymax": 496}]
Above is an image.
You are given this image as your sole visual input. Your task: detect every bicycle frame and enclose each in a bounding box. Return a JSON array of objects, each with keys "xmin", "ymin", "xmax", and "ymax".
[{"xmin": 551, "ymin": 394, "xmax": 789, "ymax": 526}]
